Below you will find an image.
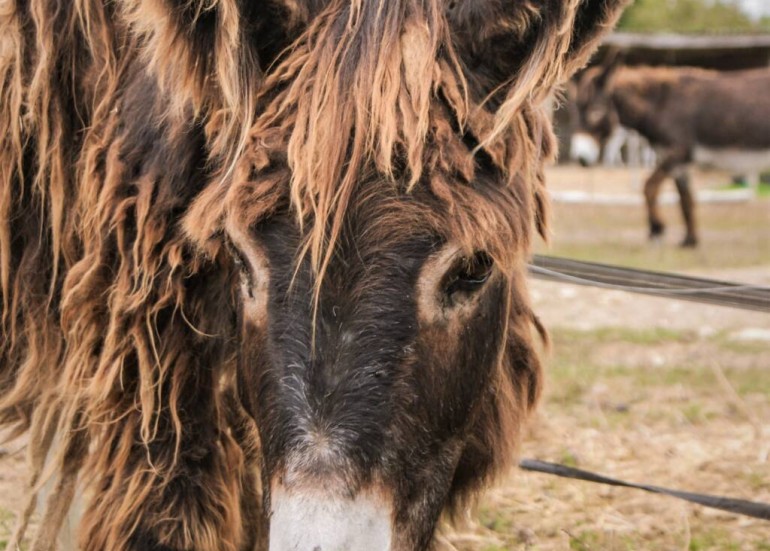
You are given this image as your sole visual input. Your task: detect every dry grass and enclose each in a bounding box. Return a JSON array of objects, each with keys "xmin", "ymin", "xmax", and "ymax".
[
  {"xmin": 538, "ymin": 200, "xmax": 770, "ymax": 273},
  {"xmin": 441, "ymin": 325, "xmax": 770, "ymax": 550},
  {"xmin": 538, "ymin": 165, "xmax": 770, "ymax": 272},
  {"xmin": 441, "ymin": 166, "xmax": 770, "ymax": 551}
]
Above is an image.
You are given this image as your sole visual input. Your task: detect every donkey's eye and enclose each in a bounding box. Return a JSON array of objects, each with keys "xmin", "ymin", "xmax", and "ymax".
[
  {"xmin": 444, "ymin": 252, "xmax": 494, "ymax": 299},
  {"xmin": 226, "ymin": 241, "xmax": 255, "ymax": 291},
  {"xmin": 228, "ymin": 245, "xmax": 249, "ymax": 275}
]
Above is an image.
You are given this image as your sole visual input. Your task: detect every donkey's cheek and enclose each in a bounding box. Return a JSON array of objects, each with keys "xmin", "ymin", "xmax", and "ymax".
[
  {"xmin": 238, "ymin": 321, "xmax": 272, "ymax": 418},
  {"xmin": 420, "ymin": 284, "xmax": 508, "ymax": 426}
]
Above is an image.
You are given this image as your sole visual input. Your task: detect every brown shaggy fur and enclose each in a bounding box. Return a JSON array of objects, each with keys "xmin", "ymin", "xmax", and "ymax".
[{"xmin": 0, "ymin": 0, "xmax": 627, "ymax": 549}]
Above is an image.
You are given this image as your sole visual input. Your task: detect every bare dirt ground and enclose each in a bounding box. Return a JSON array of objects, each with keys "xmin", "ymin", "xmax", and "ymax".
[{"xmin": 1, "ymin": 165, "xmax": 768, "ymax": 550}]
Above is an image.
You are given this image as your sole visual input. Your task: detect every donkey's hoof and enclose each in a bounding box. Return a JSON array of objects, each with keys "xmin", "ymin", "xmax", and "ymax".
[
  {"xmin": 649, "ymin": 221, "xmax": 665, "ymax": 238},
  {"xmin": 680, "ymin": 235, "xmax": 698, "ymax": 248}
]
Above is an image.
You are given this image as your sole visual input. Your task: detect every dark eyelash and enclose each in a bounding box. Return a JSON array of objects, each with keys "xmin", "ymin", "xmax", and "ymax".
[{"xmin": 226, "ymin": 240, "xmax": 255, "ymax": 293}]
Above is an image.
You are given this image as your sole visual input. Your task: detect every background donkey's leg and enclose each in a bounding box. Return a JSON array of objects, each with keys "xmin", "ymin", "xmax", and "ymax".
[
  {"xmin": 643, "ymin": 163, "xmax": 671, "ymax": 240},
  {"xmin": 674, "ymin": 170, "xmax": 698, "ymax": 247},
  {"xmin": 643, "ymin": 149, "xmax": 690, "ymax": 242}
]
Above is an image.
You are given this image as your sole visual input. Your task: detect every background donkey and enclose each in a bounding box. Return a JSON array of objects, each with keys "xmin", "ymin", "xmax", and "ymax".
[
  {"xmin": 571, "ymin": 60, "xmax": 770, "ymax": 247},
  {"xmin": 0, "ymin": 1, "xmax": 627, "ymax": 549}
]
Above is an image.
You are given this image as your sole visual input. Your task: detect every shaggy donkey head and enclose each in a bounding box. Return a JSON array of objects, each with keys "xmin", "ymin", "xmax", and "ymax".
[
  {"xmin": 570, "ymin": 54, "xmax": 625, "ymax": 166},
  {"xmin": 0, "ymin": 0, "xmax": 627, "ymax": 550},
  {"xmin": 179, "ymin": 1, "xmax": 629, "ymax": 548}
]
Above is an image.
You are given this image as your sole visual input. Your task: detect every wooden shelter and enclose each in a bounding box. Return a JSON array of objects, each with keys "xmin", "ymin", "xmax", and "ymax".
[{"xmin": 601, "ymin": 32, "xmax": 770, "ymax": 70}]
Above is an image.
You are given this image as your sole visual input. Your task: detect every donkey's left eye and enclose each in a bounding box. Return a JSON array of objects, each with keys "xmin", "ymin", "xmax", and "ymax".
[
  {"xmin": 445, "ymin": 252, "xmax": 494, "ymax": 298},
  {"xmin": 229, "ymin": 248, "xmax": 249, "ymax": 274}
]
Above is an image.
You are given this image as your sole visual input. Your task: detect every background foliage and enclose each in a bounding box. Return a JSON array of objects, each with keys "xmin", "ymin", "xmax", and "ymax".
[{"xmin": 618, "ymin": 0, "xmax": 770, "ymax": 33}]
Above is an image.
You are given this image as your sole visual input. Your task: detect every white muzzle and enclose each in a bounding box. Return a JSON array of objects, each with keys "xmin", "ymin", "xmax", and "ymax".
[
  {"xmin": 570, "ymin": 132, "xmax": 602, "ymax": 166},
  {"xmin": 269, "ymin": 487, "xmax": 392, "ymax": 551}
]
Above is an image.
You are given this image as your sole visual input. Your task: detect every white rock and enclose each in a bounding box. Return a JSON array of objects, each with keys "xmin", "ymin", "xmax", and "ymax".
[
  {"xmin": 730, "ymin": 328, "xmax": 770, "ymax": 342},
  {"xmin": 558, "ymin": 286, "xmax": 578, "ymax": 299}
]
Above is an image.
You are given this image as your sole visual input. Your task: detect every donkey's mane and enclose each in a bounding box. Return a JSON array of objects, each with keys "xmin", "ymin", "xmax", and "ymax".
[{"xmin": 0, "ymin": 0, "xmax": 626, "ymax": 548}]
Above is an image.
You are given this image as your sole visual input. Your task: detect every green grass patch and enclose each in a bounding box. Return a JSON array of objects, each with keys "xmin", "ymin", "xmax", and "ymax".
[
  {"xmin": 723, "ymin": 180, "xmax": 770, "ymax": 198},
  {"xmin": 743, "ymin": 470, "xmax": 769, "ymax": 492},
  {"xmin": 680, "ymin": 402, "xmax": 719, "ymax": 425},
  {"xmin": 559, "ymin": 448, "xmax": 580, "ymax": 468},
  {"xmin": 568, "ymin": 530, "xmax": 600, "ymax": 551},
  {"xmin": 731, "ymin": 371, "xmax": 770, "ymax": 398},
  {"xmin": 586, "ymin": 327, "xmax": 692, "ymax": 345},
  {"xmin": 552, "ymin": 359, "xmax": 770, "ymax": 400},
  {"xmin": 544, "ymin": 327, "xmax": 770, "ymax": 412},
  {"xmin": 539, "ymin": 241, "xmax": 710, "ymax": 273},
  {"xmin": 689, "ymin": 527, "xmax": 742, "ymax": 551},
  {"xmin": 566, "ymin": 529, "xmax": 637, "ymax": 551},
  {"xmin": 712, "ymin": 332, "xmax": 770, "ymax": 355},
  {"xmin": 539, "ymin": 200, "xmax": 770, "ymax": 273},
  {"xmin": 477, "ymin": 507, "xmax": 515, "ymax": 534},
  {"xmin": 0, "ymin": 506, "xmax": 12, "ymax": 551},
  {"xmin": 549, "ymin": 327, "xmax": 693, "ymax": 350}
]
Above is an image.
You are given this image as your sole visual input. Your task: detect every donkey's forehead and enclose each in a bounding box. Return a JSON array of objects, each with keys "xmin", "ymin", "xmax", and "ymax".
[
  {"xmin": 225, "ymin": 166, "xmax": 528, "ymax": 272},
  {"xmin": 254, "ymin": 192, "xmax": 446, "ymax": 270}
]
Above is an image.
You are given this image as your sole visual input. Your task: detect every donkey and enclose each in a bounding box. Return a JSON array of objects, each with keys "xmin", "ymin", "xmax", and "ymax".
[
  {"xmin": 571, "ymin": 61, "xmax": 770, "ymax": 247},
  {"xmin": 0, "ymin": 1, "xmax": 627, "ymax": 549}
]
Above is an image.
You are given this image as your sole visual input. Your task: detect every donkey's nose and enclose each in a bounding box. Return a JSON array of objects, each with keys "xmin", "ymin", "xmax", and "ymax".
[
  {"xmin": 269, "ymin": 485, "xmax": 392, "ymax": 551},
  {"xmin": 570, "ymin": 132, "xmax": 601, "ymax": 167}
]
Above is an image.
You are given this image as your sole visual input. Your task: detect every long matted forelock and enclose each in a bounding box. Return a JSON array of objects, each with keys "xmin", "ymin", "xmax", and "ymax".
[
  {"xmin": 0, "ymin": 0, "xmax": 626, "ymax": 548},
  {"xmin": 191, "ymin": 0, "xmax": 566, "ymax": 287}
]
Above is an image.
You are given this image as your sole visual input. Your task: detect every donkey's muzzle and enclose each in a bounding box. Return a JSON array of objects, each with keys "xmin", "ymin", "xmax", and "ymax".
[
  {"xmin": 269, "ymin": 484, "xmax": 393, "ymax": 551},
  {"xmin": 570, "ymin": 132, "xmax": 602, "ymax": 167}
]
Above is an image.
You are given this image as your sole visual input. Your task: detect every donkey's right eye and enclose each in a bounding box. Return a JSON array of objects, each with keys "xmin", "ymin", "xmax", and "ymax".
[{"xmin": 444, "ymin": 252, "xmax": 494, "ymax": 300}]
